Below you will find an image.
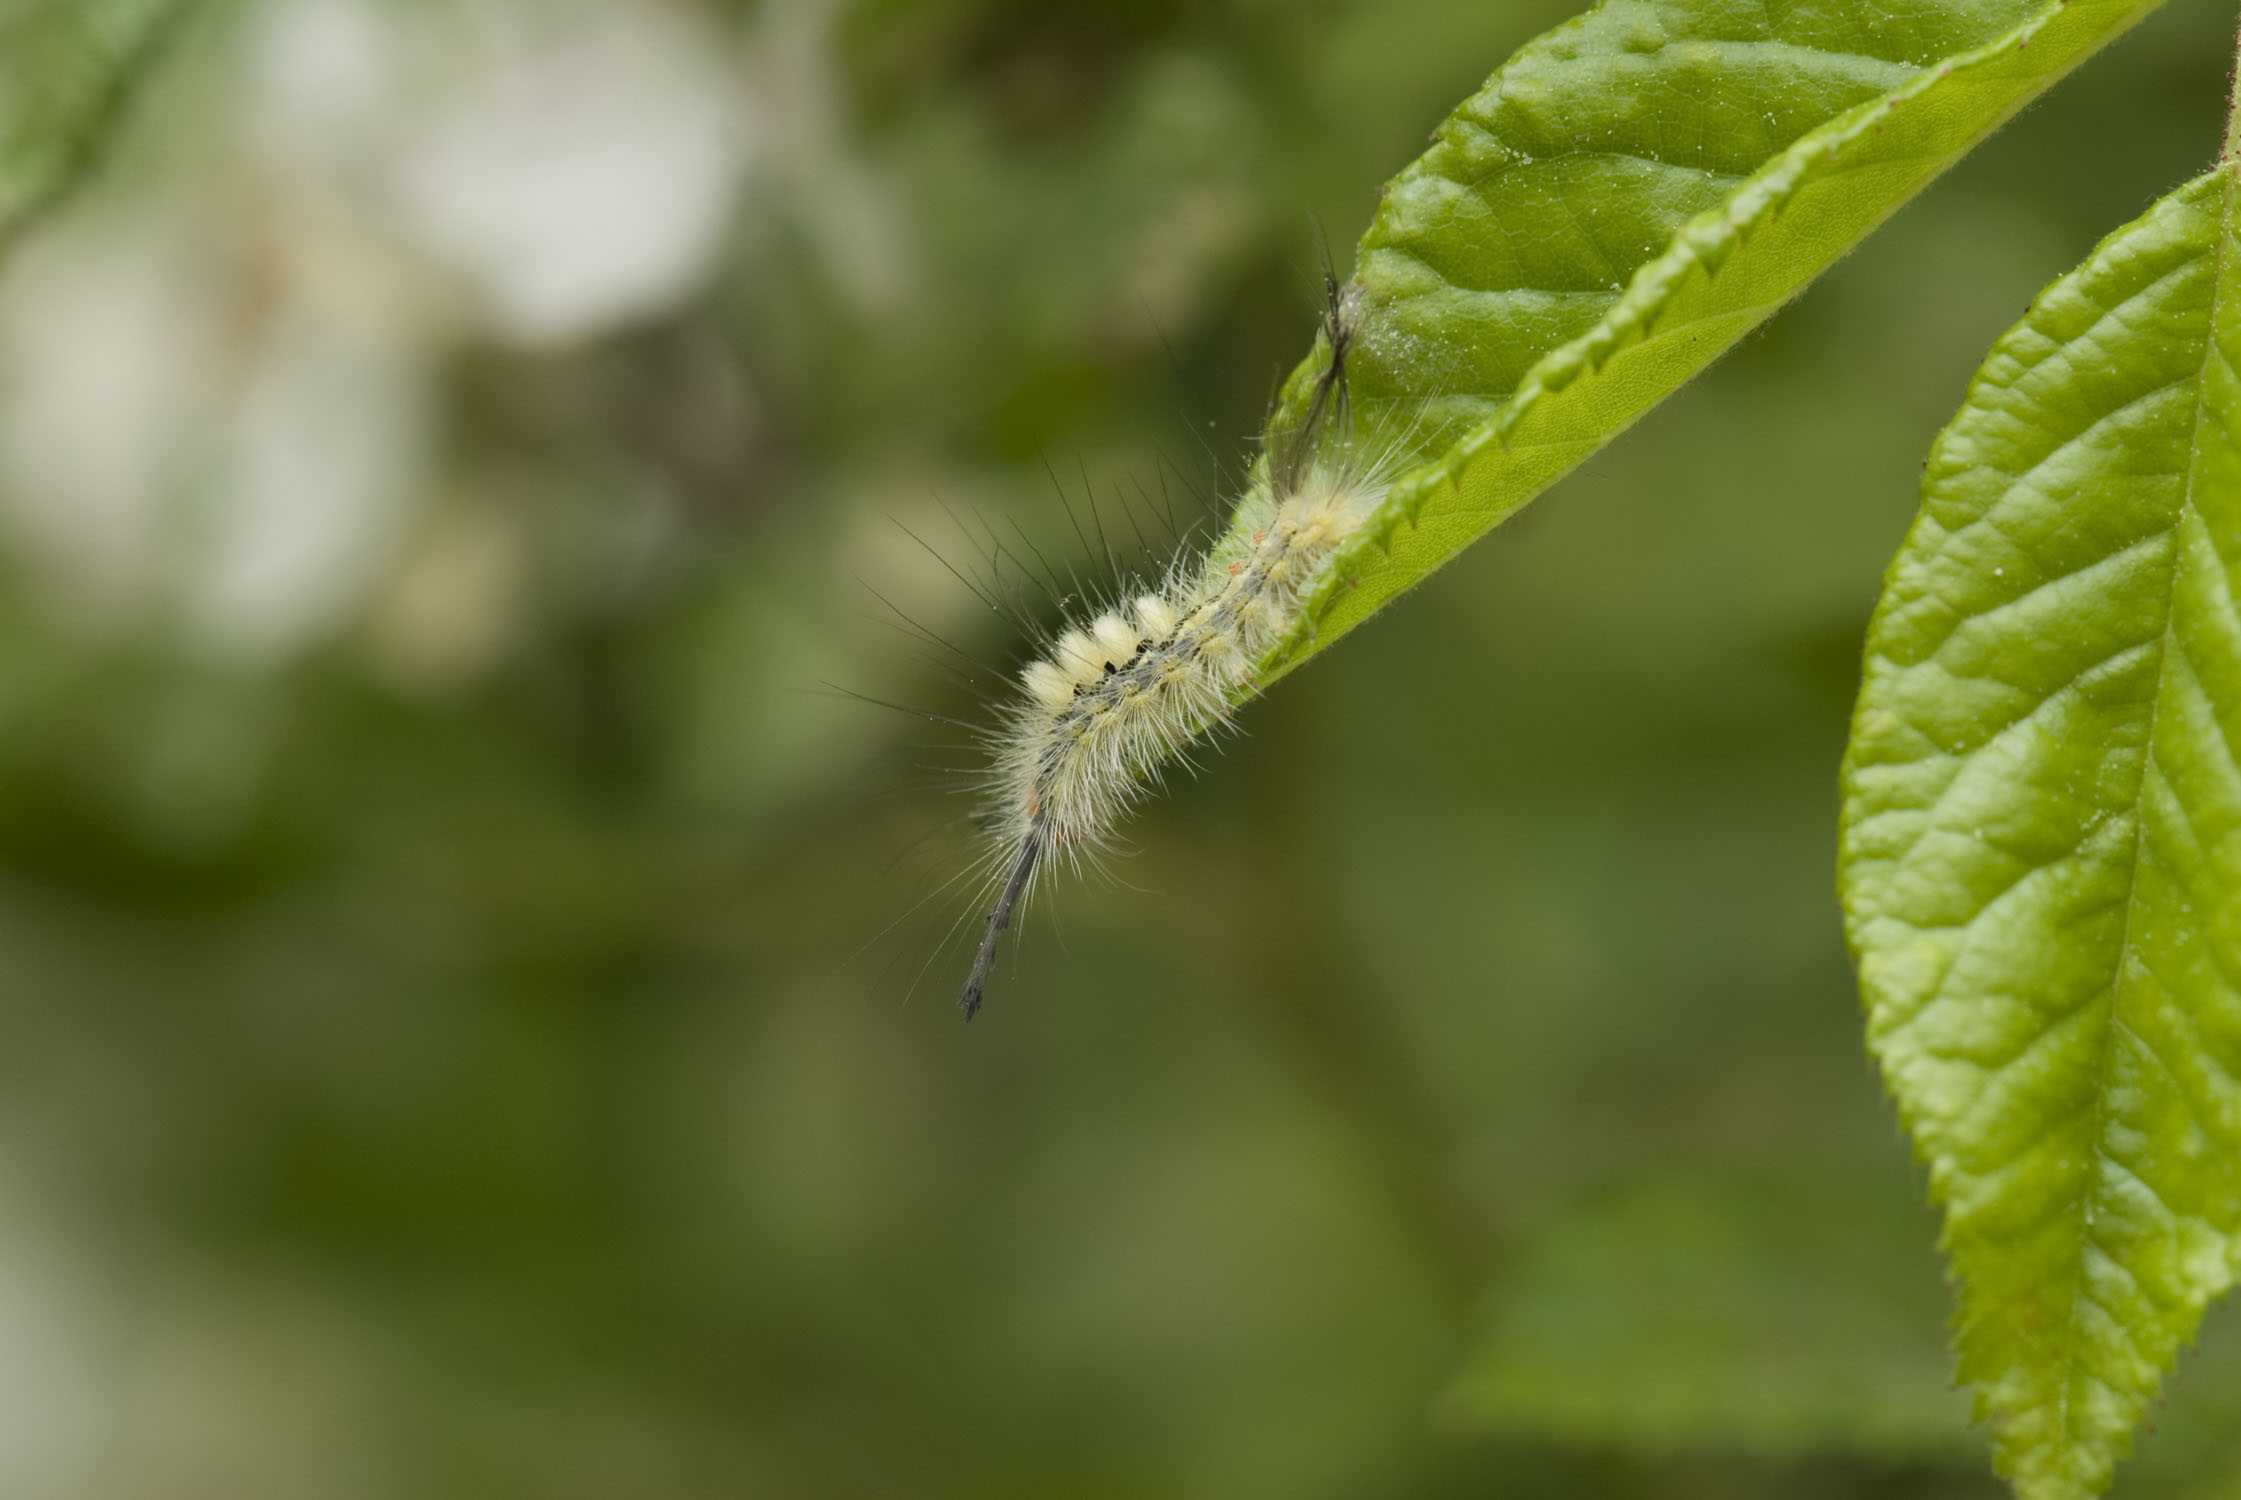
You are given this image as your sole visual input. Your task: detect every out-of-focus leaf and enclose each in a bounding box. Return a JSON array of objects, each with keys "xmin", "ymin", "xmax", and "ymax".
[
  {"xmin": 0, "ymin": 0, "xmax": 192, "ymax": 249},
  {"xmin": 1841, "ymin": 168, "xmax": 2241, "ymax": 1498},
  {"xmin": 1258, "ymin": 0, "xmax": 2166, "ymax": 678},
  {"xmin": 1443, "ymin": 1168, "xmax": 1974, "ymax": 1461}
]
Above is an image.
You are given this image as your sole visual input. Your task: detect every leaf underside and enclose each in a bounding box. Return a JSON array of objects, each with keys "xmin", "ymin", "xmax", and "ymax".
[
  {"xmin": 1841, "ymin": 167, "xmax": 2241, "ymax": 1499},
  {"xmin": 1252, "ymin": 0, "xmax": 2168, "ymax": 681}
]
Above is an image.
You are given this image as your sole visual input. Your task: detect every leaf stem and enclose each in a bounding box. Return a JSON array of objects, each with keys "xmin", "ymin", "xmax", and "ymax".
[{"xmin": 2225, "ymin": 12, "xmax": 2241, "ymax": 162}]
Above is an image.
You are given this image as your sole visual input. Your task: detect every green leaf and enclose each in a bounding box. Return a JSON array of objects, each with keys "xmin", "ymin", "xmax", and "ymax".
[
  {"xmin": 2121, "ymin": 1303, "xmax": 2241, "ymax": 1496},
  {"xmin": 1840, "ymin": 166, "xmax": 2241, "ymax": 1499},
  {"xmin": 1443, "ymin": 1167, "xmax": 1976, "ymax": 1462},
  {"xmin": 1258, "ymin": 0, "xmax": 2167, "ymax": 678},
  {"xmin": 0, "ymin": 0, "xmax": 194, "ymax": 252}
]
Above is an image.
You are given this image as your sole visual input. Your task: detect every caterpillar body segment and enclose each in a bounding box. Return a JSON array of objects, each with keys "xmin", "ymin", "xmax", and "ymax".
[{"xmin": 954, "ymin": 293, "xmax": 1384, "ymax": 1017}]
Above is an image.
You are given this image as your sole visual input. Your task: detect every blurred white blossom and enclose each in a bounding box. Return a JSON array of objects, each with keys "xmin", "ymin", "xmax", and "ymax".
[
  {"xmin": 0, "ymin": 0, "xmax": 763, "ymax": 662},
  {"xmin": 392, "ymin": 2, "xmax": 753, "ymax": 347}
]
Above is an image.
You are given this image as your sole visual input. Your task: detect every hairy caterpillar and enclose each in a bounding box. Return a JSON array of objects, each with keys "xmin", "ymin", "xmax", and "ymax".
[{"xmin": 953, "ymin": 277, "xmax": 1385, "ymax": 1018}]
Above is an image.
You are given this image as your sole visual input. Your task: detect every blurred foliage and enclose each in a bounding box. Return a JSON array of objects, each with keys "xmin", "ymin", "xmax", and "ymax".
[
  {"xmin": 1444, "ymin": 1166, "xmax": 1975, "ymax": 1463},
  {"xmin": 0, "ymin": 0, "xmax": 188, "ymax": 245},
  {"xmin": 0, "ymin": 1, "xmax": 2238, "ymax": 1498}
]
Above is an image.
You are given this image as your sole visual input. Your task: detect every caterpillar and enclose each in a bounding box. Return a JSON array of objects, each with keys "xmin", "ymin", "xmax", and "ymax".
[{"xmin": 953, "ymin": 276, "xmax": 1386, "ymax": 1018}]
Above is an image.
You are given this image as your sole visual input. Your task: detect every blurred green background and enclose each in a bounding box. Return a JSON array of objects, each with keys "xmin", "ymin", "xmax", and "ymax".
[{"xmin": 4, "ymin": 1, "xmax": 2241, "ymax": 1496}]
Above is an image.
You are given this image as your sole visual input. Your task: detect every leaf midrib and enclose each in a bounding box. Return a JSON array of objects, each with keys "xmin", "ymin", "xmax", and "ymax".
[{"xmin": 2045, "ymin": 158, "xmax": 2240, "ymax": 1466}]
